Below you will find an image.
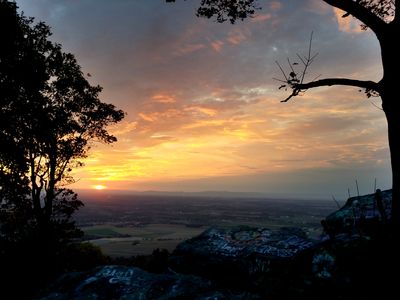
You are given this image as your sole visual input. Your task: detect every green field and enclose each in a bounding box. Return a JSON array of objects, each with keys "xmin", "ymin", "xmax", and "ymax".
[{"xmin": 82, "ymin": 224, "xmax": 206, "ymax": 257}]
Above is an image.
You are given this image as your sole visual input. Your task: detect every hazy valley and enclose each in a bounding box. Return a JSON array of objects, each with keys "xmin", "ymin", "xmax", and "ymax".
[{"xmin": 75, "ymin": 191, "xmax": 338, "ymax": 257}]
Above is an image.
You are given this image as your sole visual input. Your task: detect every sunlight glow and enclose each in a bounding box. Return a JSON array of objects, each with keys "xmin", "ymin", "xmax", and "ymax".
[{"xmin": 93, "ymin": 185, "xmax": 107, "ymax": 190}]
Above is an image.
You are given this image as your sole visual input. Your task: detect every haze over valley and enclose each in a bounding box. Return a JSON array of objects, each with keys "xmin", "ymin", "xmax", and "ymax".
[{"xmin": 75, "ymin": 190, "xmax": 338, "ymax": 257}]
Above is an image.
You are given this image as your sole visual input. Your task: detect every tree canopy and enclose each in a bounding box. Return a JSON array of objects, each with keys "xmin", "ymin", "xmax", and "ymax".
[{"xmin": 0, "ymin": 0, "xmax": 124, "ymax": 244}]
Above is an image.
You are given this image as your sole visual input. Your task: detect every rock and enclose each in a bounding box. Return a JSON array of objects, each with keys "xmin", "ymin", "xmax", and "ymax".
[
  {"xmin": 38, "ymin": 265, "xmax": 260, "ymax": 299},
  {"xmin": 323, "ymin": 189, "xmax": 392, "ymax": 236},
  {"xmin": 170, "ymin": 226, "xmax": 317, "ymax": 288},
  {"xmin": 174, "ymin": 226, "xmax": 315, "ymax": 259},
  {"xmin": 311, "ymin": 249, "xmax": 336, "ymax": 279},
  {"xmin": 38, "ymin": 265, "xmax": 235, "ymax": 300}
]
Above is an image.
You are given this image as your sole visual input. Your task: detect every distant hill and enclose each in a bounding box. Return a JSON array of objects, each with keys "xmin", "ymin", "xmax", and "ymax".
[{"xmin": 76, "ymin": 189, "xmax": 330, "ymax": 200}]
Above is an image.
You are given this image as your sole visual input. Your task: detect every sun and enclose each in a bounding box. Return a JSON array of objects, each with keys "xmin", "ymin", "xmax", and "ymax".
[{"xmin": 93, "ymin": 185, "xmax": 107, "ymax": 190}]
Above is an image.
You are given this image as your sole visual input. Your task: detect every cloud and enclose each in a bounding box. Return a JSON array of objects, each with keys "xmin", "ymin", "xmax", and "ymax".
[
  {"xmin": 151, "ymin": 94, "xmax": 177, "ymax": 104},
  {"xmin": 210, "ymin": 40, "xmax": 224, "ymax": 53},
  {"xmin": 173, "ymin": 43, "xmax": 206, "ymax": 56},
  {"xmin": 150, "ymin": 134, "xmax": 177, "ymax": 141},
  {"xmin": 108, "ymin": 121, "xmax": 137, "ymax": 136},
  {"xmin": 227, "ymin": 28, "xmax": 250, "ymax": 45},
  {"xmin": 139, "ymin": 113, "xmax": 156, "ymax": 122},
  {"xmin": 251, "ymin": 13, "xmax": 272, "ymax": 22},
  {"xmin": 333, "ymin": 7, "xmax": 363, "ymax": 33},
  {"xmin": 185, "ymin": 106, "xmax": 218, "ymax": 117}
]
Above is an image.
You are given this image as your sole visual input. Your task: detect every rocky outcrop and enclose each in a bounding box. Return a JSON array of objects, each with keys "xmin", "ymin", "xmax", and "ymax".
[
  {"xmin": 38, "ymin": 265, "xmax": 256, "ymax": 300},
  {"xmin": 173, "ymin": 226, "xmax": 315, "ymax": 259},
  {"xmin": 322, "ymin": 189, "xmax": 392, "ymax": 236},
  {"xmin": 170, "ymin": 226, "xmax": 317, "ymax": 288}
]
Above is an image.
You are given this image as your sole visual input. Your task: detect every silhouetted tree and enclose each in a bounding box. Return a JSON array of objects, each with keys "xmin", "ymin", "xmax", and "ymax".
[
  {"xmin": 169, "ymin": 0, "xmax": 400, "ymax": 225},
  {"xmin": 0, "ymin": 0, "xmax": 124, "ymax": 248}
]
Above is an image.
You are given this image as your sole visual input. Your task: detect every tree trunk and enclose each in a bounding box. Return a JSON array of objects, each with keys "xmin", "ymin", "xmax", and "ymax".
[
  {"xmin": 383, "ymin": 99, "xmax": 400, "ymax": 225},
  {"xmin": 45, "ymin": 142, "xmax": 57, "ymax": 220},
  {"xmin": 379, "ymin": 24, "xmax": 400, "ymax": 226}
]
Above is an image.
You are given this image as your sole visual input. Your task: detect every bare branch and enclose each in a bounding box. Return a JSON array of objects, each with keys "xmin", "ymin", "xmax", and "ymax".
[
  {"xmin": 281, "ymin": 93, "xmax": 297, "ymax": 103},
  {"xmin": 273, "ymin": 77, "xmax": 288, "ymax": 84},
  {"xmin": 308, "ymin": 31, "xmax": 313, "ymax": 59},
  {"xmin": 296, "ymin": 54, "xmax": 306, "ymax": 66},
  {"xmin": 276, "ymin": 32, "xmax": 320, "ymax": 100},
  {"xmin": 287, "ymin": 58, "xmax": 296, "ymax": 74},
  {"xmin": 275, "ymin": 61, "xmax": 288, "ymax": 81},
  {"xmin": 311, "ymin": 74, "xmax": 322, "ymax": 82},
  {"xmin": 295, "ymin": 78, "xmax": 379, "ymax": 91},
  {"xmin": 309, "ymin": 52, "xmax": 319, "ymax": 63},
  {"xmin": 299, "ymin": 32, "xmax": 315, "ymax": 85},
  {"xmin": 281, "ymin": 78, "xmax": 380, "ymax": 103}
]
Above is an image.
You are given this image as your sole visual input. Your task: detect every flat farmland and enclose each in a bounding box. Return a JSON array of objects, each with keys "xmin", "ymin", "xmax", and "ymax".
[
  {"xmin": 82, "ymin": 224, "xmax": 206, "ymax": 257},
  {"xmin": 75, "ymin": 191, "xmax": 338, "ymax": 257}
]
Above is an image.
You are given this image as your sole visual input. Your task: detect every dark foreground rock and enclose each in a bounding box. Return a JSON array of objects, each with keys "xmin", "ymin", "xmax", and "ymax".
[
  {"xmin": 38, "ymin": 265, "xmax": 257, "ymax": 300},
  {"xmin": 173, "ymin": 226, "xmax": 315, "ymax": 258},
  {"xmin": 170, "ymin": 226, "xmax": 317, "ymax": 290},
  {"xmin": 323, "ymin": 189, "xmax": 392, "ymax": 236}
]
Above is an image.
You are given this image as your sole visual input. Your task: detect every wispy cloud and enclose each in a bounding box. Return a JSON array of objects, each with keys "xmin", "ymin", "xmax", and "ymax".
[
  {"xmin": 151, "ymin": 93, "xmax": 177, "ymax": 104},
  {"xmin": 251, "ymin": 13, "xmax": 272, "ymax": 22},
  {"xmin": 333, "ymin": 7, "xmax": 363, "ymax": 33},
  {"xmin": 173, "ymin": 43, "xmax": 206, "ymax": 56},
  {"xmin": 210, "ymin": 40, "xmax": 224, "ymax": 52}
]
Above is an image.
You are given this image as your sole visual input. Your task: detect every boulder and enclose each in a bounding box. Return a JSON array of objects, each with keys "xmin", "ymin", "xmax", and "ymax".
[
  {"xmin": 323, "ymin": 189, "xmax": 392, "ymax": 236},
  {"xmin": 170, "ymin": 226, "xmax": 317, "ymax": 288},
  {"xmin": 38, "ymin": 265, "xmax": 251, "ymax": 300}
]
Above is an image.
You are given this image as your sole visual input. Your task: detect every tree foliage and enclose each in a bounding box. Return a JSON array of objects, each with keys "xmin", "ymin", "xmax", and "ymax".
[
  {"xmin": 0, "ymin": 1, "xmax": 124, "ymax": 245},
  {"xmin": 166, "ymin": 0, "xmax": 260, "ymax": 23}
]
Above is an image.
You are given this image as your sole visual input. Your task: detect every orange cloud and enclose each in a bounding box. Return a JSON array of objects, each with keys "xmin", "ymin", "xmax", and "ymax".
[
  {"xmin": 227, "ymin": 28, "xmax": 249, "ymax": 45},
  {"xmin": 150, "ymin": 134, "xmax": 176, "ymax": 141},
  {"xmin": 107, "ymin": 121, "xmax": 137, "ymax": 136},
  {"xmin": 173, "ymin": 43, "xmax": 205, "ymax": 56},
  {"xmin": 151, "ymin": 94, "xmax": 176, "ymax": 104},
  {"xmin": 251, "ymin": 13, "xmax": 272, "ymax": 22},
  {"xmin": 333, "ymin": 7, "xmax": 363, "ymax": 33},
  {"xmin": 185, "ymin": 106, "xmax": 218, "ymax": 117},
  {"xmin": 210, "ymin": 40, "xmax": 224, "ymax": 53},
  {"xmin": 139, "ymin": 112, "xmax": 156, "ymax": 122}
]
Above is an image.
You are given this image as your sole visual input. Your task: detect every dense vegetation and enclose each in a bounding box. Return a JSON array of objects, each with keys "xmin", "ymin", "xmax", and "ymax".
[{"xmin": 0, "ymin": 1, "xmax": 124, "ymax": 297}]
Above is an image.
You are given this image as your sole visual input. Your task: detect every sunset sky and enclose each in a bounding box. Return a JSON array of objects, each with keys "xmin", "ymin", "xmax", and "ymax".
[{"xmin": 17, "ymin": 0, "xmax": 391, "ymax": 199}]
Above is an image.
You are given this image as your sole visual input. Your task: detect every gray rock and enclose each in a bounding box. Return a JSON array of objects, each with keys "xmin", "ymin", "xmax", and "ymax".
[
  {"xmin": 323, "ymin": 189, "xmax": 392, "ymax": 235},
  {"xmin": 38, "ymin": 265, "xmax": 233, "ymax": 300},
  {"xmin": 170, "ymin": 226, "xmax": 317, "ymax": 282},
  {"xmin": 175, "ymin": 226, "xmax": 315, "ymax": 259}
]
